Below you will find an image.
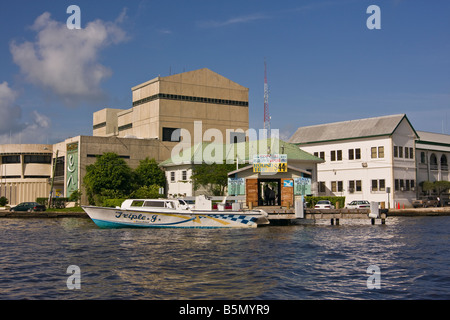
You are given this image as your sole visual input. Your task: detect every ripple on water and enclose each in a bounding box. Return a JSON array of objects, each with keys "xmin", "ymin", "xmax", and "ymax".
[{"xmin": 0, "ymin": 217, "xmax": 450, "ymax": 299}]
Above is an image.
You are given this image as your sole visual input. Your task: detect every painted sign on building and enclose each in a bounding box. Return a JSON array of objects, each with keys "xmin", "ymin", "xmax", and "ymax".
[
  {"xmin": 228, "ymin": 178, "xmax": 245, "ymax": 195},
  {"xmin": 253, "ymin": 154, "xmax": 287, "ymax": 173},
  {"xmin": 294, "ymin": 177, "xmax": 311, "ymax": 196},
  {"xmin": 66, "ymin": 142, "xmax": 79, "ymax": 198}
]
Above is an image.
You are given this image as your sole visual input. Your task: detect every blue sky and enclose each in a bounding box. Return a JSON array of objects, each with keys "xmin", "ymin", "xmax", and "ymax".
[{"xmin": 0, "ymin": 0, "xmax": 449, "ymax": 144}]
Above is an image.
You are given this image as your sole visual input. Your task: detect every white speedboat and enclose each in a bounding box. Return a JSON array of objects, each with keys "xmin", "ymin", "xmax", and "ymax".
[{"xmin": 82, "ymin": 197, "xmax": 269, "ymax": 229}]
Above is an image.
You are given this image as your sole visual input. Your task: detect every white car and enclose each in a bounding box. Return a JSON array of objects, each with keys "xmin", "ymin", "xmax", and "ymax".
[
  {"xmin": 314, "ymin": 200, "xmax": 335, "ymax": 209},
  {"xmin": 346, "ymin": 200, "xmax": 370, "ymax": 209}
]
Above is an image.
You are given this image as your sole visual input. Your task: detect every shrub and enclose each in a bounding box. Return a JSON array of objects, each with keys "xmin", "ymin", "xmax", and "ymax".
[
  {"xmin": 103, "ymin": 199, "xmax": 126, "ymax": 208},
  {"xmin": 304, "ymin": 196, "xmax": 346, "ymax": 208},
  {"xmin": 0, "ymin": 196, "xmax": 8, "ymax": 207}
]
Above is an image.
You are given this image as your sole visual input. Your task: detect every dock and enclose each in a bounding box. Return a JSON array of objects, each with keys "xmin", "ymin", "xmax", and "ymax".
[{"xmin": 263, "ymin": 207, "xmax": 388, "ymax": 225}]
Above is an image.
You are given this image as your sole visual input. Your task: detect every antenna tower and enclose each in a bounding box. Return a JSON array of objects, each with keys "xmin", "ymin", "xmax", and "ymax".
[{"xmin": 263, "ymin": 59, "xmax": 271, "ymax": 138}]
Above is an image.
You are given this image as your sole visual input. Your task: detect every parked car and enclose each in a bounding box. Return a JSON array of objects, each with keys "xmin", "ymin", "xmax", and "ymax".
[
  {"xmin": 314, "ymin": 200, "xmax": 335, "ymax": 209},
  {"xmin": 412, "ymin": 197, "xmax": 440, "ymax": 208},
  {"xmin": 346, "ymin": 200, "xmax": 370, "ymax": 209},
  {"xmin": 10, "ymin": 202, "xmax": 46, "ymax": 212}
]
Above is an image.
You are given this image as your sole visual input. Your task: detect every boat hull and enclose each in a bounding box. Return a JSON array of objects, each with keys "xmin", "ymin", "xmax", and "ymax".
[{"xmin": 82, "ymin": 206, "xmax": 269, "ymax": 229}]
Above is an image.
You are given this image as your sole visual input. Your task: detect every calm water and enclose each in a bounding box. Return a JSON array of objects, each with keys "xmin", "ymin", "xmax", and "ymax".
[{"xmin": 0, "ymin": 216, "xmax": 449, "ymax": 300}]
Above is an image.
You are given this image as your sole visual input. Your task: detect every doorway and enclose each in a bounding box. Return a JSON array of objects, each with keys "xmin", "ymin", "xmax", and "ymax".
[{"xmin": 258, "ymin": 179, "xmax": 281, "ymax": 206}]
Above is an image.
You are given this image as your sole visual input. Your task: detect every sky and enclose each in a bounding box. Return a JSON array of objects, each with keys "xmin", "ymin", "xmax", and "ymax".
[{"xmin": 0, "ymin": 0, "xmax": 449, "ymax": 144}]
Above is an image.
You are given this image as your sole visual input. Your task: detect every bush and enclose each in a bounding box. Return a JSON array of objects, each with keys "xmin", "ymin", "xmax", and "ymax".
[
  {"xmin": 36, "ymin": 197, "xmax": 69, "ymax": 208},
  {"xmin": 130, "ymin": 185, "xmax": 164, "ymax": 199},
  {"xmin": 103, "ymin": 199, "xmax": 126, "ymax": 208},
  {"xmin": 0, "ymin": 196, "xmax": 8, "ymax": 207},
  {"xmin": 305, "ymin": 196, "xmax": 346, "ymax": 209}
]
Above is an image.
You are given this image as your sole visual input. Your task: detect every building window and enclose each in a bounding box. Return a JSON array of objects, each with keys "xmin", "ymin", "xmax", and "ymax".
[
  {"xmin": 371, "ymin": 179, "xmax": 385, "ymax": 192},
  {"xmin": 24, "ymin": 155, "xmax": 52, "ymax": 164},
  {"xmin": 2, "ymin": 155, "xmax": 20, "ymax": 164},
  {"xmin": 93, "ymin": 122, "xmax": 107, "ymax": 130},
  {"xmin": 331, "ymin": 181, "xmax": 343, "ymax": 193},
  {"xmin": 371, "ymin": 146, "xmax": 384, "ymax": 159},
  {"xmin": 409, "ymin": 147, "xmax": 414, "ymax": 159},
  {"xmin": 394, "ymin": 146, "xmax": 398, "ymax": 158},
  {"xmin": 430, "ymin": 154, "xmax": 438, "ymax": 170},
  {"xmin": 182, "ymin": 170, "xmax": 187, "ymax": 181},
  {"xmin": 420, "ymin": 152, "xmax": 426, "ymax": 164},
  {"xmin": 441, "ymin": 155, "xmax": 448, "ymax": 171},
  {"xmin": 318, "ymin": 181, "xmax": 326, "ymax": 193},
  {"xmin": 118, "ymin": 123, "xmax": 133, "ymax": 132},
  {"xmin": 170, "ymin": 171, "xmax": 175, "ymax": 182},
  {"xmin": 331, "ymin": 150, "xmax": 342, "ymax": 161},
  {"xmin": 163, "ymin": 128, "xmax": 181, "ymax": 142},
  {"xmin": 371, "ymin": 147, "xmax": 377, "ymax": 159},
  {"xmin": 349, "ymin": 149, "xmax": 354, "ymax": 160},
  {"xmin": 230, "ymin": 132, "xmax": 246, "ymax": 144},
  {"xmin": 372, "ymin": 180, "xmax": 378, "ymax": 191},
  {"xmin": 355, "ymin": 148, "xmax": 361, "ymax": 159},
  {"xmin": 132, "ymin": 93, "xmax": 249, "ymax": 108},
  {"xmin": 399, "ymin": 146, "xmax": 403, "ymax": 158},
  {"xmin": 348, "ymin": 180, "xmax": 362, "ymax": 192}
]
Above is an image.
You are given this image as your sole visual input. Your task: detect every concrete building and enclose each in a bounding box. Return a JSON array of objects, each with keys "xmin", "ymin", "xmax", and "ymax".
[
  {"xmin": 0, "ymin": 68, "xmax": 251, "ymax": 206},
  {"xmin": 0, "ymin": 144, "xmax": 54, "ymax": 205},
  {"xmin": 93, "ymin": 68, "xmax": 250, "ymax": 161},
  {"xmin": 289, "ymin": 114, "xmax": 419, "ymax": 208},
  {"xmin": 0, "ymin": 136, "xmax": 162, "ymax": 206}
]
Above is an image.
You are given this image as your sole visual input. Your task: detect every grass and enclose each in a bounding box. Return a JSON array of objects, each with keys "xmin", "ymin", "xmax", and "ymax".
[{"xmin": 45, "ymin": 206, "xmax": 84, "ymax": 212}]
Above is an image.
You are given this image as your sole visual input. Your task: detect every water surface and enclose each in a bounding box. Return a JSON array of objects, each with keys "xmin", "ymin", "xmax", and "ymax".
[{"xmin": 1, "ymin": 216, "xmax": 449, "ymax": 299}]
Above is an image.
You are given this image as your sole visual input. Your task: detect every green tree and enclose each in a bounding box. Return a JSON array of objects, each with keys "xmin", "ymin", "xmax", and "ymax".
[
  {"xmin": 130, "ymin": 185, "xmax": 164, "ymax": 199},
  {"xmin": 134, "ymin": 158, "xmax": 166, "ymax": 188},
  {"xmin": 434, "ymin": 181, "xmax": 450, "ymax": 196},
  {"xmin": 191, "ymin": 163, "xmax": 237, "ymax": 196},
  {"xmin": 421, "ymin": 180, "xmax": 435, "ymax": 194},
  {"xmin": 83, "ymin": 153, "xmax": 134, "ymax": 205}
]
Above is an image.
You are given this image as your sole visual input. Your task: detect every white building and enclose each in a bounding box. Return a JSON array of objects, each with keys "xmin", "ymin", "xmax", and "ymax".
[
  {"xmin": 289, "ymin": 114, "xmax": 419, "ymax": 208},
  {"xmin": 416, "ymin": 131, "xmax": 450, "ymax": 191}
]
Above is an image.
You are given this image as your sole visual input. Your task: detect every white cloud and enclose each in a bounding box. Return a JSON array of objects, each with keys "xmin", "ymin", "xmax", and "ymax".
[
  {"xmin": 10, "ymin": 11, "xmax": 127, "ymax": 106},
  {"xmin": 0, "ymin": 82, "xmax": 24, "ymax": 135},
  {"xmin": 198, "ymin": 13, "xmax": 269, "ymax": 28},
  {"xmin": 0, "ymin": 81, "xmax": 51, "ymax": 144}
]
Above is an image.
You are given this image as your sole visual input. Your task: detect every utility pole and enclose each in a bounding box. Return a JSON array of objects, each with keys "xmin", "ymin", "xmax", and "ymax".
[{"xmin": 264, "ymin": 58, "xmax": 271, "ymax": 139}]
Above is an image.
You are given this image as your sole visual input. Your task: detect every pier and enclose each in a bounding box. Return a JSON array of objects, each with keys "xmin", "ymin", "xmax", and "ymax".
[{"xmin": 264, "ymin": 207, "xmax": 388, "ymax": 225}]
